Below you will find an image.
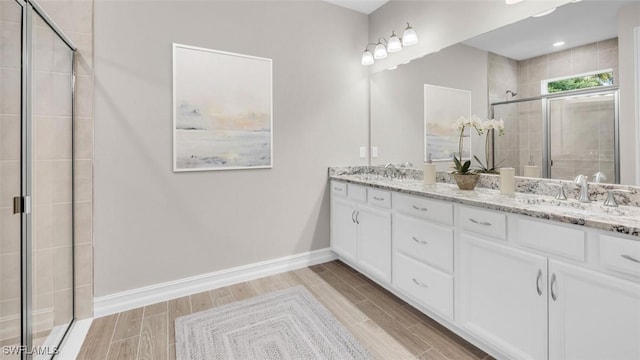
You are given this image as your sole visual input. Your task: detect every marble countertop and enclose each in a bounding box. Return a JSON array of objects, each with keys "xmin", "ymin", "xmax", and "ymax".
[{"xmin": 329, "ymin": 173, "xmax": 640, "ymax": 238}]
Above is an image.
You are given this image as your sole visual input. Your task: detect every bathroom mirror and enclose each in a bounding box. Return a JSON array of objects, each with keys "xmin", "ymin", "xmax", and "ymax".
[{"xmin": 369, "ymin": 0, "xmax": 639, "ymax": 185}]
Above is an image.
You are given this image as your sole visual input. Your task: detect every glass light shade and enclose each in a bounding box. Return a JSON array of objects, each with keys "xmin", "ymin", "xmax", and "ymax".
[
  {"xmin": 387, "ymin": 32, "xmax": 402, "ymax": 53},
  {"xmin": 361, "ymin": 50, "xmax": 374, "ymax": 65},
  {"xmin": 402, "ymin": 24, "xmax": 418, "ymax": 46},
  {"xmin": 505, "ymin": 0, "xmax": 523, "ymax": 4},
  {"xmin": 373, "ymin": 42, "xmax": 388, "ymax": 59}
]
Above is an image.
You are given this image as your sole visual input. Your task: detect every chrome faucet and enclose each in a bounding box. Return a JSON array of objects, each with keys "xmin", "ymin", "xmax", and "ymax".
[
  {"xmin": 603, "ymin": 189, "xmax": 630, "ymax": 207},
  {"xmin": 400, "ymin": 162, "xmax": 413, "ymax": 168},
  {"xmin": 574, "ymin": 175, "xmax": 591, "ymax": 203},
  {"xmin": 384, "ymin": 163, "xmax": 397, "ymax": 178},
  {"xmin": 592, "ymin": 172, "xmax": 607, "ymax": 183}
]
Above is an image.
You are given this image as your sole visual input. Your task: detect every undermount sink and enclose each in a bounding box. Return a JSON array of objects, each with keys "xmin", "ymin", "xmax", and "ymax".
[{"xmin": 517, "ymin": 196, "xmax": 630, "ymax": 217}]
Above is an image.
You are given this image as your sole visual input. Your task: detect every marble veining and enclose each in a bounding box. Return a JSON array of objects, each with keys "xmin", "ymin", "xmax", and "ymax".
[{"xmin": 329, "ymin": 166, "xmax": 640, "ymax": 238}]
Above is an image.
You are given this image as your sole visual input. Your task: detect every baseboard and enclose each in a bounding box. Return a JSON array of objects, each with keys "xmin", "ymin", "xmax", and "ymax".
[{"xmin": 93, "ymin": 248, "xmax": 337, "ymax": 317}]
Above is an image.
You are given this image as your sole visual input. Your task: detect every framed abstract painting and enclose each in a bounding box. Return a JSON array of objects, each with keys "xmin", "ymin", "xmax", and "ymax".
[{"xmin": 173, "ymin": 43, "xmax": 273, "ymax": 171}]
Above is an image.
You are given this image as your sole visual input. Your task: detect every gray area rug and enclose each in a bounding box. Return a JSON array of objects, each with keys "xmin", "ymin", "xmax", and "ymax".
[{"xmin": 175, "ymin": 285, "xmax": 372, "ymax": 360}]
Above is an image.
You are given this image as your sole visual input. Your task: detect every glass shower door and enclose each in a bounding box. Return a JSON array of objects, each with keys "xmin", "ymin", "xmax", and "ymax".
[
  {"xmin": 0, "ymin": 1, "xmax": 24, "ymax": 359},
  {"xmin": 30, "ymin": 7, "xmax": 74, "ymax": 357},
  {"xmin": 548, "ymin": 92, "xmax": 617, "ymax": 182}
]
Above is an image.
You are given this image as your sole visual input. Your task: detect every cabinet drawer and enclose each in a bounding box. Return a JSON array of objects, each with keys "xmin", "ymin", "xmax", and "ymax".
[
  {"xmin": 331, "ymin": 181, "xmax": 347, "ymax": 197},
  {"xmin": 516, "ymin": 218, "xmax": 585, "ymax": 261},
  {"xmin": 394, "ymin": 214, "xmax": 453, "ymax": 273},
  {"xmin": 393, "ymin": 193, "xmax": 453, "ymax": 225},
  {"xmin": 600, "ymin": 235, "xmax": 640, "ymax": 277},
  {"xmin": 348, "ymin": 184, "xmax": 367, "ymax": 203},
  {"xmin": 367, "ymin": 188, "xmax": 391, "ymax": 209},
  {"xmin": 459, "ymin": 206, "xmax": 506, "ymax": 240},
  {"xmin": 394, "ymin": 251, "xmax": 453, "ymax": 320}
]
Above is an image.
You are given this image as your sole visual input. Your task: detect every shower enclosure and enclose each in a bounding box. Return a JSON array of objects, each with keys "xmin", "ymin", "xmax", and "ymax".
[
  {"xmin": 1, "ymin": 0, "xmax": 76, "ymax": 359},
  {"xmin": 491, "ymin": 86, "xmax": 619, "ymax": 183}
]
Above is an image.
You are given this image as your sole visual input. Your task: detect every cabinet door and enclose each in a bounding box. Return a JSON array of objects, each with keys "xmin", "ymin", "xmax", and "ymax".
[
  {"xmin": 458, "ymin": 233, "xmax": 548, "ymax": 360},
  {"xmin": 330, "ymin": 197, "xmax": 357, "ymax": 262},
  {"xmin": 357, "ymin": 205, "xmax": 392, "ymax": 283},
  {"xmin": 549, "ymin": 260, "xmax": 640, "ymax": 360}
]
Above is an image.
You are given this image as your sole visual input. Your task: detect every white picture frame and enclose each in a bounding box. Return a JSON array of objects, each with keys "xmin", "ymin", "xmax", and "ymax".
[
  {"xmin": 424, "ymin": 84, "xmax": 472, "ymax": 162},
  {"xmin": 173, "ymin": 43, "xmax": 273, "ymax": 172}
]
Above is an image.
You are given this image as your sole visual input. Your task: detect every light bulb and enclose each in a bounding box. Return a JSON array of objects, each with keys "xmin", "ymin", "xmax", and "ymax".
[
  {"xmin": 374, "ymin": 42, "xmax": 388, "ymax": 59},
  {"xmin": 387, "ymin": 31, "xmax": 402, "ymax": 53},
  {"xmin": 361, "ymin": 50, "xmax": 374, "ymax": 65},
  {"xmin": 402, "ymin": 23, "xmax": 418, "ymax": 46}
]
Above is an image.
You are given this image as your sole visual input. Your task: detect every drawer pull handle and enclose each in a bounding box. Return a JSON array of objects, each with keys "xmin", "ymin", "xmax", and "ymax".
[
  {"xmin": 550, "ymin": 273, "xmax": 558, "ymax": 301},
  {"xmin": 355, "ymin": 211, "xmax": 360, "ymax": 225},
  {"xmin": 621, "ymin": 254, "xmax": 640, "ymax": 263},
  {"xmin": 351, "ymin": 210, "xmax": 356, "ymax": 224},
  {"xmin": 412, "ymin": 237, "xmax": 428, "ymax": 245},
  {"xmin": 373, "ymin": 196, "xmax": 385, "ymax": 201},
  {"xmin": 412, "ymin": 278, "xmax": 428, "ymax": 288},
  {"xmin": 412, "ymin": 205, "xmax": 428, "ymax": 211},
  {"xmin": 469, "ymin": 218, "xmax": 492, "ymax": 226},
  {"xmin": 536, "ymin": 269, "xmax": 543, "ymax": 296},
  {"xmin": 334, "ymin": 187, "xmax": 343, "ymax": 191}
]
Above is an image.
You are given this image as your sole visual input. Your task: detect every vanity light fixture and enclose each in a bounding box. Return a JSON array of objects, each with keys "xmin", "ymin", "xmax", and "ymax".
[
  {"xmin": 361, "ymin": 22, "xmax": 418, "ymax": 66},
  {"xmin": 505, "ymin": 0, "xmax": 523, "ymax": 5},
  {"xmin": 532, "ymin": 7, "xmax": 556, "ymax": 17},
  {"xmin": 374, "ymin": 39, "xmax": 388, "ymax": 59},
  {"xmin": 553, "ymin": 41, "xmax": 565, "ymax": 47}
]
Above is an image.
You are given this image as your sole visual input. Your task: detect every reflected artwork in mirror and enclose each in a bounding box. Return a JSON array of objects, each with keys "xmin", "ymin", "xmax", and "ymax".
[
  {"xmin": 369, "ymin": 0, "xmax": 639, "ymax": 185},
  {"xmin": 424, "ymin": 85, "xmax": 471, "ymax": 162}
]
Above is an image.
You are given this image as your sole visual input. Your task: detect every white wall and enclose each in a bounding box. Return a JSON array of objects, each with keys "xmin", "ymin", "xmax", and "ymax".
[
  {"xmin": 93, "ymin": 0, "xmax": 369, "ymax": 297},
  {"xmin": 368, "ymin": 0, "xmax": 571, "ymax": 73},
  {"xmin": 618, "ymin": 4, "xmax": 640, "ymax": 185},
  {"xmin": 370, "ymin": 44, "xmax": 488, "ymax": 169}
]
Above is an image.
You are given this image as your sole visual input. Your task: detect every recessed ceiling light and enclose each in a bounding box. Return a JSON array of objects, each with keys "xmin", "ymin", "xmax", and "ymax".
[
  {"xmin": 553, "ymin": 41, "xmax": 565, "ymax": 47},
  {"xmin": 505, "ymin": 0, "xmax": 523, "ymax": 4},
  {"xmin": 533, "ymin": 7, "xmax": 556, "ymax": 17}
]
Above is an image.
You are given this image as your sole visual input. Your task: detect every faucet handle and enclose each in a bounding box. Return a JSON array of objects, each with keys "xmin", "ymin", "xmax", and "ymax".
[
  {"xmin": 603, "ymin": 189, "xmax": 630, "ymax": 207},
  {"xmin": 550, "ymin": 184, "xmax": 567, "ymax": 200},
  {"xmin": 592, "ymin": 172, "xmax": 607, "ymax": 183},
  {"xmin": 574, "ymin": 174, "xmax": 587, "ymax": 187}
]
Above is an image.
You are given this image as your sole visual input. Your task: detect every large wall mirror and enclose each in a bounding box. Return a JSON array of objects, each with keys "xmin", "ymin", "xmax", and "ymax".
[{"xmin": 370, "ymin": 0, "xmax": 639, "ymax": 185}]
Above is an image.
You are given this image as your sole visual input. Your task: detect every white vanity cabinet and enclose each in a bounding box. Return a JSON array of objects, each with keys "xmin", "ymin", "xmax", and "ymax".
[
  {"xmin": 548, "ymin": 260, "xmax": 640, "ymax": 360},
  {"xmin": 330, "ymin": 179, "xmax": 640, "ymax": 360},
  {"xmin": 458, "ymin": 208, "xmax": 640, "ymax": 360},
  {"xmin": 392, "ymin": 193, "xmax": 455, "ymax": 319},
  {"xmin": 457, "ymin": 209, "xmax": 548, "ymax": 360},
  {"xmin": 330, "ymin": 181, "xmax": 392, "ymax": 283}
]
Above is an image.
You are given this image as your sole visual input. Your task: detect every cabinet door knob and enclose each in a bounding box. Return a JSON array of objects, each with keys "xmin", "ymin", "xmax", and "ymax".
[
  {"xmin": 355, "ymin": 211, "xmax": 360, "ymax": 224},
  {"xmin": 621, "ymin": 254, "xmax": 640, "ymax": 263},
  {"xmin": 412, "ymin": 278, "xmax": 429, "ymax": 288},
  {"xmin": 536, "ymin": 269, "xmax": 543, "ymax": 296},
  {"xmin": 469, "ymin": 218, "xmax": 492, "ymax": 226},
  {"xmin": 351, "ymin": 210, "xmax": 356, "ymax": 223},
  {"xmin": 550, "ymin": 273, "xmax": 558, "ymax": 301},
  {"xmin": 412, "ymin": 237, "xmax": 428, "ymax": 245}
]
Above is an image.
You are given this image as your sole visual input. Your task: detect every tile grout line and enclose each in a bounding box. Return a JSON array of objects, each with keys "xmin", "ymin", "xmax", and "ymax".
[{"xmin": 104, "ymin": 313, "xmax": 121, "ymax": 360}]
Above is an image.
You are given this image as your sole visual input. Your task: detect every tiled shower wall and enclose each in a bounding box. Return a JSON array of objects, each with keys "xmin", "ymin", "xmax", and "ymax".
[{"xmin": 489, "ymin": 39, "xmax": 618, "ymax": 179}]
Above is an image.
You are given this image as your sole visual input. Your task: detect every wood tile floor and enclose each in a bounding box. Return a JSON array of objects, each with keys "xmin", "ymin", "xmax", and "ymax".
[{"xmin": 78, "ymin": 260, "xmax": 494, "ymax": 360}]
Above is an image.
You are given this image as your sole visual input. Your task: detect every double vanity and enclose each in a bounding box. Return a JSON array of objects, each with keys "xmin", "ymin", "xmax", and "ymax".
[{"xmin": 328, "ymin": 167, "xmax": 640, "ymax": 360}]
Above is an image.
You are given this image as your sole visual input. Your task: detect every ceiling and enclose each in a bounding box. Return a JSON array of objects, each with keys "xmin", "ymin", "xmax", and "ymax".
[
  {"xmin": 462, "ymin": 0, "xmax": 635, "ymax": 61},
  {"xmin": 323, "ymin": 0, "xmax": 389, "ymax": 14}
]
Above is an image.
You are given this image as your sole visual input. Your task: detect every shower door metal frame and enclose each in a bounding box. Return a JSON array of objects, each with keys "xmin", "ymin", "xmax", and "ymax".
[
  {"xmin": 15, "ymin": 0, "xmax": 77, "ymax": 358},
  {"xmin": 490, "ymin": 85, "xmax": 620, "ymax": 183}
]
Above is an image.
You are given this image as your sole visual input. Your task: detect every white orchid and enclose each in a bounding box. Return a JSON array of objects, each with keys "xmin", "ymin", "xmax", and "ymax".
[
  {"xmin": 482, "ymin": 118, "xmax": 505, "ymax": 136},
  {"xmin": 451, "ymin": 115, "xmax": 484, "ymax": 175},
  {"xmin": 475, "ymin": 117, "xmax": 507, "ymax": 173}
]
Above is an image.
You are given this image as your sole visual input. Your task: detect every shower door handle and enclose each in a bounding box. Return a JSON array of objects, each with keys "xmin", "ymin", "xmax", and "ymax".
[{"xmin": 13, "ymin": 196, "xmax": 31, "ymax": 214}]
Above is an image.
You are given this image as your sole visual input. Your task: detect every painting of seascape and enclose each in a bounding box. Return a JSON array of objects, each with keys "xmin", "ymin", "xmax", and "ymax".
[
  {"xmin": 173, "ymin": 44, "xmax": 273, "ymax": 171},
  {"xmin": 424, "ymin": 84, "xmax": 471, "ymax": 162}
]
